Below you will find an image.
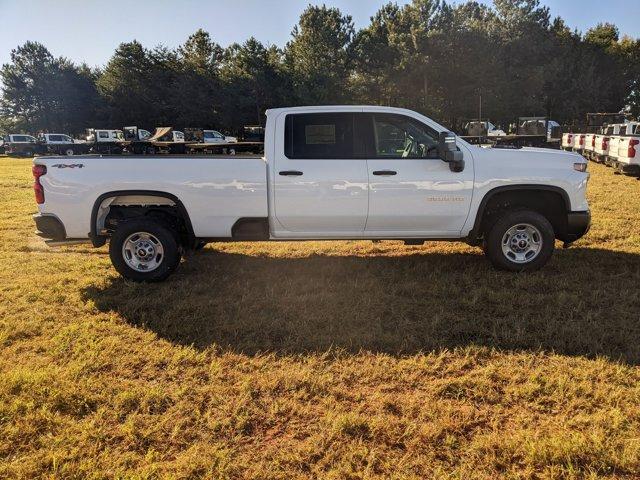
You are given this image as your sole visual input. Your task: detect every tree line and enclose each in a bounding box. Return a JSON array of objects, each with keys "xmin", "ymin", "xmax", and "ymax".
[{"xmin": 1, "ymin": 0, "xmax": 639, "ymax": 136}]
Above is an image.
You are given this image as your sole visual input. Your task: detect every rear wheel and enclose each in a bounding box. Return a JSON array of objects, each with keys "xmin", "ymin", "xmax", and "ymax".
[
  {"xmin": 484, "ymin": 210, "xmax": 555, "ymax": 272},
  {"xmin": 64, "ymin": 148, "xmax": 75, "ymax": 156},
  {"xmin": 109, "ymin": 219, "xmax": 181, "ymax": 282}
]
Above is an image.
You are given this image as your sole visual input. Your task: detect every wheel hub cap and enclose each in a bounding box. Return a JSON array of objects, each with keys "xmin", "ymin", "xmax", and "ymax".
[
  {"xmin": 122, "ymin": 232, "xmax": 164, "ymax": 272},
  {"xmin": 501, "ymin": 223, "xmax": 542, "ymax": 264}
]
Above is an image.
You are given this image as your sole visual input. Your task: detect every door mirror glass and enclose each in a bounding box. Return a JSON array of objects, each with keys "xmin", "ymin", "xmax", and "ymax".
[{"xmin": 438, "ymin": 132, "xmax": 465, "ymax": 172}]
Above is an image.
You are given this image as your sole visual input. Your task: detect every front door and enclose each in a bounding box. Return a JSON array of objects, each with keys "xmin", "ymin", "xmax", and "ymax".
[
  {"xmin": 273, "ymin": 112, "xmax": 369, "ymax": 236},
  {"xmin": 363, "ymin": 113, "xmax": 474, "ymax": 237}
]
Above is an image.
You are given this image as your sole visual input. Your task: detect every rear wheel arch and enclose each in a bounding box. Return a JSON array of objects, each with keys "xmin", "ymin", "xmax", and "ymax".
[
  {"xmin": 90, "ymin": 190, "xmax": 195, "ymax": 248},
  {"xmin": 469, "ymin": 185, "xmax": 571, "ymax": 244}
]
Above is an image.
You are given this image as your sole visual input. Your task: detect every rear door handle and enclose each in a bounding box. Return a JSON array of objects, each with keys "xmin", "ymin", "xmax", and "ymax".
[
  {"xmin": 279, "ymin": 170, "xmax": 303, "ymax": 176},
  {"xmin": 372, "ymin": 170, "xmax": 397, "ymax": 176}
]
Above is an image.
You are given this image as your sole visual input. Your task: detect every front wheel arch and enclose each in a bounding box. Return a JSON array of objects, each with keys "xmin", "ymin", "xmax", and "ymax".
[{"xmin": 469, "ymin": 185, "xmax": 570, "ymax": 245}]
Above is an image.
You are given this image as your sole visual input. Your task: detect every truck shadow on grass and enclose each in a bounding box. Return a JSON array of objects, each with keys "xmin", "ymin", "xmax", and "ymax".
[{"xmin": 81, "ymin": 247, "xmax": 640, "ymax": 364}]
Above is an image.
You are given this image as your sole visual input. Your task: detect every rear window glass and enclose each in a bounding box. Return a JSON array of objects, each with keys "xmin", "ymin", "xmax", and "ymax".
[{"xmin": 285, "ymin": 113, "xmax": 354, "ymax": 159}]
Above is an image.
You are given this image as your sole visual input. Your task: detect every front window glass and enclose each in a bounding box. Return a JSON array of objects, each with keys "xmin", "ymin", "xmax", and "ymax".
[{"xmin": 372, "ymin": 114, "xmax": 438, "ymax": 158}]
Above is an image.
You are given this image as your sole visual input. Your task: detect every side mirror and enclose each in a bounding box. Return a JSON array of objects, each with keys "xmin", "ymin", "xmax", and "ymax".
[{"xmin": 438, "ymin": 131, "xmax": 465, "ymax": 172}]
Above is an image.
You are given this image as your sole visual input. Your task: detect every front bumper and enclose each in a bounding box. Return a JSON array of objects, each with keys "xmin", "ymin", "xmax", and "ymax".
[
  {"xmin": 33, "ymin": 214, "xmax": 66, "ymax": 241},
  {"xmin": 565, "ymin": 211, "xmax": 591, "ymax": 242}
]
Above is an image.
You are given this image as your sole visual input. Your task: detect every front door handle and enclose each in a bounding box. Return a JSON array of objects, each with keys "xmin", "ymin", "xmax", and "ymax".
[
  {"xmin": 279, "ymin": 170, "xmax": 303, "ymax": 176},
  {"xmin": 372, "ymin": 170, "xmax": 397, "ymax": 176}
]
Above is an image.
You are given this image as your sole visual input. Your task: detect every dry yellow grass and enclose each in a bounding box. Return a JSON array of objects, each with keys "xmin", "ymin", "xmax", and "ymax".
[{"xmin": 1, "ymin": 155, "xmax": 640, "ymax": 479}]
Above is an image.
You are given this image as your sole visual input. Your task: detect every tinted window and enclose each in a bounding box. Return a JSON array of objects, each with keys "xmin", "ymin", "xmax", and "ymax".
[
  {"xmin": 619, "ymin": 126, "xmax": 627, "ymax": 135},
  {"xmin": 371, "ymin": 114, "xmax": 439, "ymax": 159},
  {"xmin": 285, "ymin": 113, "xmax": 355, "ymax": 159},
  {"xmin": 49, "ymin": 135, "xmax": 63, "ymax": 142},
  {"xmin": 13, "ymin": 135, "xmax": 28, "ymax": 142}
]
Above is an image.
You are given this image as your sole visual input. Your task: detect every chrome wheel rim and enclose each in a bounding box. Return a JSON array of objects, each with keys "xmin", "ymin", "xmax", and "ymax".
[
  {"xmin": 501, "ymin": 223, "xmax": 542, "ymax": 264},
  {"xmin": 122, "ymin": 232, "xmax": 164, "ymax": 272}
]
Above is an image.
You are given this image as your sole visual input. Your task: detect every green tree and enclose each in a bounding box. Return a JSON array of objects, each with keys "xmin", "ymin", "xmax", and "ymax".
[
  {"xmin": 220, "ymin": 38, "xmax": 289, "ymax": 130},
  {"xmin": 284, "ymin": 5, "xmax": 355, "ymax": 104},
  {"xmin": 97, "ymin": 40, "xmax": 156, "ymax": 127},
  {"xmin": 0, "ymin": 41, "xmax": 102, "ymax": 133}
]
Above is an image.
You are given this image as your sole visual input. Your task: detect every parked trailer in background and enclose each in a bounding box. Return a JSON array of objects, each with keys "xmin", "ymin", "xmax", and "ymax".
[
  {"xmin": 184, "ymin": 127, "xmax": 263, "ymax": 155},
  {"xmin": 458, "ymin": 120, "xmax": 506, "ymax": 144},
  {"xmin": 585, "ymin": 112, "xmax": 628, "ymax": 133},
  {"xmin": 86, "ymin": 129, "xmax": 125, "ymax": 154},
  {"xmin": 492, "ymin": 117, "xmax": 562, "ymax": 149},
  {"xmin": 123, "ymin": 127, "xmax": 186, "ymax": 154},
  {"xmin": 38, "ymin": 133, "xmax": 89, "ymax": 156},
  {"xmin": 3, "ymin": 134, "xmax": 43, "ymax": 156}
]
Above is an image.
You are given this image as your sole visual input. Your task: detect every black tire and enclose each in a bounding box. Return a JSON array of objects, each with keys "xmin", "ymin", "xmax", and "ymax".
[
  {"xmin": 109, "ymin": 218, "xmax": 181, "ymax": 282},
  {"xmin": 64, "ymin": 148, "xmax": 75, "ymax": 156},
  {"xmin": 484, "ymin": 209, "xmax": 555, "ymax": 272}
]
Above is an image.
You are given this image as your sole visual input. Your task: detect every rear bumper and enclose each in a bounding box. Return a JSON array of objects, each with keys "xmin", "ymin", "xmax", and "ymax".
[
  {"xmin": 565, "ymin": 210, "xmax": 591, "ymax": 242},
  {"xmin": 611, "ymin": 160, "xmax": 640, "ymax": 176},
  {"xmin": 33, "ymin": 214, "xmax": 66, "ymax": 241}
]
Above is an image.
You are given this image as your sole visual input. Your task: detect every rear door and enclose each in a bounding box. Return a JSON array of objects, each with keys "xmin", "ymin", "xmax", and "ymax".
[
  {"xmin": 361, "ymin": 112, "xmax": 474, "ymax": 236},
  {"xmin": 272, "ymin": 112, "xmax": 369, "ymax": 235}
]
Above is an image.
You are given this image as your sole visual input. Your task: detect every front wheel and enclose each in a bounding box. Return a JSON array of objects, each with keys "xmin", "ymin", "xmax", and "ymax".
[
  {"xmin": 109, "ymin": 219, "xmax": 181, "ymax": 282},
  {"xmin": 64, "ymin": 148, "xmax": 75, "ymax": 156},
  {"xmin": 484, "ymin": 210, "xmax": 555, "ymax": 271}
]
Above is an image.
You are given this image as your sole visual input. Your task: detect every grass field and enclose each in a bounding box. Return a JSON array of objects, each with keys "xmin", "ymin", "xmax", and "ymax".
[{"xmin": 1, "ymin": 155, "xmax": 640, "ymax": 479}]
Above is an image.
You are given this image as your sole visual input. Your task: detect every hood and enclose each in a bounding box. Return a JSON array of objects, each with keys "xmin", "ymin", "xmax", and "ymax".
[{"xmin": 471, "ymin": 144, "xmax": 586, "ymax": 170}]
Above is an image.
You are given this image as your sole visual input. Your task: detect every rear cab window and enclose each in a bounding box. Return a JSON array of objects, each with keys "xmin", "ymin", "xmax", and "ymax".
[{"xmin": 285, "ymin": 113, "xmax": 356, "ymax": 159}]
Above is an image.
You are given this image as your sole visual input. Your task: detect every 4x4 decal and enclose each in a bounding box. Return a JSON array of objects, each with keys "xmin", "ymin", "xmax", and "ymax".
[{"xmin": 51, "ymin": 163, "xmax": 84, "ymax": 169}]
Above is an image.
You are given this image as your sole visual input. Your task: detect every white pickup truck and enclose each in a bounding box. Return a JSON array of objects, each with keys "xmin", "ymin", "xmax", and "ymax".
[
  {"xmin": 32, "ymin": 106, "xmax": 591, "ymax": 281},
  {"xmin": 612, "ymin": 123, "xmax": 640, "ymax": 175}
]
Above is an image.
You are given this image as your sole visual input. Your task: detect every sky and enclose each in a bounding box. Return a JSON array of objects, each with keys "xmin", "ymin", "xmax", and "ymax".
[{"xmin": 1, "ymin": 0, "xmax": 639, "ymax": 68}]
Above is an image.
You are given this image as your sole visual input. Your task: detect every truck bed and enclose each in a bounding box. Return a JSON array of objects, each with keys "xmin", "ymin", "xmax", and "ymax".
[{"xmin": 34, "ymin": 154, "xmax": 268, "ymax": 239}]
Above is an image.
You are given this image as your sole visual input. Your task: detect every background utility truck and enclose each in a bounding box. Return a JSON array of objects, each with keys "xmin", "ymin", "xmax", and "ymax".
[{"xmin": 32, "ymin": 106, "xmax": 590, "ymax": 281}]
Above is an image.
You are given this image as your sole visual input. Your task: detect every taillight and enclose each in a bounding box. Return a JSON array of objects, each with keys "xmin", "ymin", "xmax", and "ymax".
[
  {"xmin": 591, "ymin": 136, "xmax": 596, "ymax": 148},
  {"xmin": 32, "ymin": 164, "xmax": 46, "ymax": 204},
  {"xmin": 628, "ymin": 139, "xmax": 640, "ymax": 159},
  {"xmin": 579, "ymin": 135, "xmax": 585, "ymax": 145},
  {"xmin": 602, "ymin": 137, "xmax": 609, "ymax": 150}
]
